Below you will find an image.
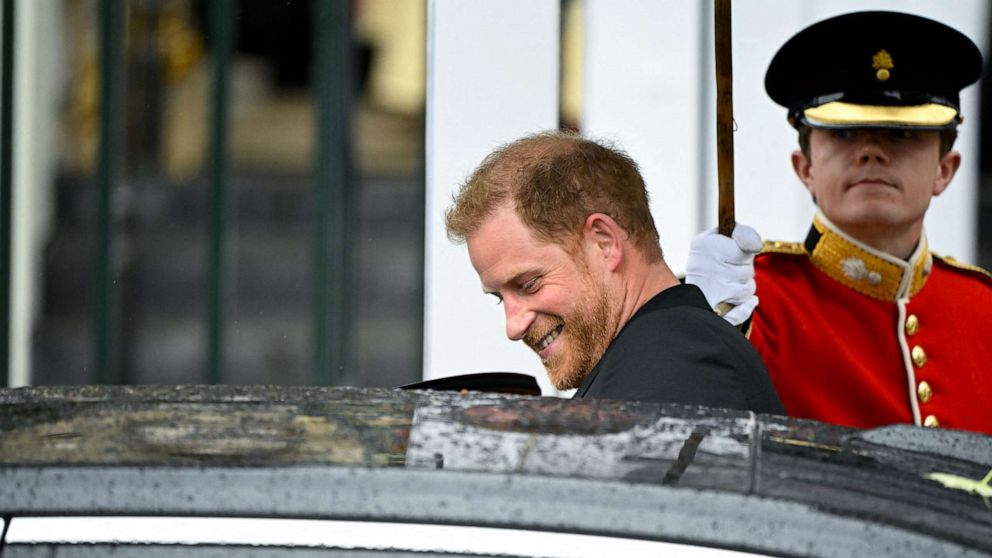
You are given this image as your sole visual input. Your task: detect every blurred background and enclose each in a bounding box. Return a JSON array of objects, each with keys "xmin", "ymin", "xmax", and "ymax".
[
  {"xmin": 0, "ymin": 0, "xmax": 989, "ymax": 389},
  {"xmin": 7, "ymin": 0, "xmax": 432, "ymax": 388}
]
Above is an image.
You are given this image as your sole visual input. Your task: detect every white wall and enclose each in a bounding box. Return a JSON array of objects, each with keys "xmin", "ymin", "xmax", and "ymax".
[
  {"xmin": 423, "ymin": 0, "xmax": 560, "ymax": 392},
  {"xmin": 424, "ymin": 1, "xmax": 989, "ymax": 389},
  {"xmin": 583, "ymin": 0, "xmax": 709, "ymax": 274}
]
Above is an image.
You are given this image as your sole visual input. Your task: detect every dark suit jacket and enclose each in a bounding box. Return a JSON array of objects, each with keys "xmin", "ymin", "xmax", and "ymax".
[{"xmin": 574, "ymin": 284, "xmax": 784, "ymax": 414}]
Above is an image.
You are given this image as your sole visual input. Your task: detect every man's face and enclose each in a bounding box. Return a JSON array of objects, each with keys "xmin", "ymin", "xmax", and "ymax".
[
  {"xmin": 467, "ymin": 205, "xmax": 618, "ymax": 390},
  {"xmin": 793, "ymin": 128, "xmax": 959, "ymax": 240}
]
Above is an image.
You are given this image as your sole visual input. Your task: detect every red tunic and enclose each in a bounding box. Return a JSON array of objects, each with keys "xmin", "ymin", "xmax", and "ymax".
[{"xmin": 750, "ymin": 214, "xmax": 992, "ymax": 434}]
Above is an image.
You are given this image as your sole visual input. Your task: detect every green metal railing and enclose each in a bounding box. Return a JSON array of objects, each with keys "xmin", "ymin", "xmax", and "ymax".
[
  {"xmin": 206, "ymin": 0, "xmax": 234, "ymax": 386},
  {"xmin": 94, "ymin": 0, "xmax": 125, "ymax": 384},
  {"xmin": 82, "ymin": 0, "xmax": 351, "ymax": 386},
  {"xmin": 311, "ymin": 0, "xmax": 352, "ymax": 385}
]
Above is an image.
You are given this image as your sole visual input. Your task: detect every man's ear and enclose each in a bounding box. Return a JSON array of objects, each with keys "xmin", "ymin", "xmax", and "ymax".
[
  {"xmin": 791, "ymin": 149, "xmax": 815, "ymax": 197},
  {"xmin": 933, "ymin": 150, "xmax": 961, "ymax": 197},
  {"xmin": 583, "ymin": 213, "xmax": 624, "ymax": 272}
]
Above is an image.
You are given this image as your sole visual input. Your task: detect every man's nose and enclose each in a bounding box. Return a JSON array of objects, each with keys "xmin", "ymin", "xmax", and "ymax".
[
  {"xmin": 503, "ymin": 298, "xmax": 535, "ymax": 341},
  {"xmin": 856, "ymin": 132, "xmax": 891, "ymax": 165}
]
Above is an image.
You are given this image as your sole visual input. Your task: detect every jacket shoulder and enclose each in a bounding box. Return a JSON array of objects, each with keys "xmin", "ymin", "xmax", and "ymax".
[
  {"xmin": 932, "ymin": 253, "xmax": 992, "ymax": 286},
  {"xmin": 759, "ymin": 240, "xmax": 806, "ymax": 256}
]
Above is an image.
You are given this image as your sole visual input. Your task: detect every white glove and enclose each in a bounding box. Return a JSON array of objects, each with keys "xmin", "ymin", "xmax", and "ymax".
[{"xmin": 685, "ymin": 223, "xmax": 762, "ymax": 326}]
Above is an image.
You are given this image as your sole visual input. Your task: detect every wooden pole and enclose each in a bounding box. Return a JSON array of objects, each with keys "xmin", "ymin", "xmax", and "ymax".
[{"xmin": 714, "ymin": 0, "xmax": 735, "ymax": 237}]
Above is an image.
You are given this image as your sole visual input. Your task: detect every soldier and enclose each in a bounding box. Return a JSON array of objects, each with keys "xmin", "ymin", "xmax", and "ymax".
[{"xmin": 687, "ymin": 11, "xmax": 992, "ymax": 433}]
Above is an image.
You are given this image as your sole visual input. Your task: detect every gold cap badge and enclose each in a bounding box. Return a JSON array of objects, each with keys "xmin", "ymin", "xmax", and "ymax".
[{"xmin": 872, "ymin": 49, "xmax": 894, "ymax": 81}]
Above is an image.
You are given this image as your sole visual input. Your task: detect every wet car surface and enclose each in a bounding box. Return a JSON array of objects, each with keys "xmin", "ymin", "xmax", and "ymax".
[{"xmin": 1, "ymin": 385, "xmax": 990, "ymax": 556}]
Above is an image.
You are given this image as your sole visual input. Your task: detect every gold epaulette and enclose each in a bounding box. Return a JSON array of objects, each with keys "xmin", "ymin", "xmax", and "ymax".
[
  {"xmin": 932, "ymin": 253, "xmax": 992, "ymax": 284},
  {"xmin": 760, "ymin": 240, "xmax": 806, "ymax": 256}
]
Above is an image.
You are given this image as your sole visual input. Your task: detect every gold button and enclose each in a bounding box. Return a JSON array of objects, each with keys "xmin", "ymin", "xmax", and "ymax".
[
  {"xmin": 917, "ymin": 381, "xmax": 932, "ymax": 404},
  {"xmin": 923, "ymin": 415, "xmax": 939, "ymax": 428},
  {"xmin": 911, "ymin": 346, "xmax": 927, "ymax": 368},
  {"xmin": 905, "ymin": 314, "xmax": 919, "ymax": 336}
]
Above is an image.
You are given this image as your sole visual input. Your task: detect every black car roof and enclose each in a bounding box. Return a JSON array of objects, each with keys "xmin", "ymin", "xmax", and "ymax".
[{"xmin": 1, "ymin": 385, "xmax": 990, "ymax": 556}]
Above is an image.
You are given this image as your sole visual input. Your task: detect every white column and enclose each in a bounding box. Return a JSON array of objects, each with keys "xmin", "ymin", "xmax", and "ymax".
[
  {"xmin": 423, "ymin": 0, "xmax": 560, "ymax": 390},
  {"xmin": 9, "ymin": 0, "xmax": 60, "ymax": 386}
]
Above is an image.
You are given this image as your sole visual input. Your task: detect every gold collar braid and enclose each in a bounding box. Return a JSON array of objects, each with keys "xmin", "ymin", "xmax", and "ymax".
[{"xmin": 804, "ymin": 213, "xmax": 931, "ymax": 301}]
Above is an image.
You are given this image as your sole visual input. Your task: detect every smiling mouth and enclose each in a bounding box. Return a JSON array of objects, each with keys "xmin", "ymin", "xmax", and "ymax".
[
  {"xmin": 524, "ymin": 316, "xmax": 566, "ymax": 360},
  {"xmin": 526, "ymin": 324, "xmax": 564, "ymax": 362},
  {"xmin": 538, "ymin": 326, "xmax": 562, "ymax": 351}
]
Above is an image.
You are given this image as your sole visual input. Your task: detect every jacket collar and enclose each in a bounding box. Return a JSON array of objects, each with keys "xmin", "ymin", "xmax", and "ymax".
[
  {"xmin": 804, "ymin": 212, "xmax": 932, "ymax": 301},
  {"xmin": 573, "ymin": 284, "xmax": 710, "ymax": 399}
]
